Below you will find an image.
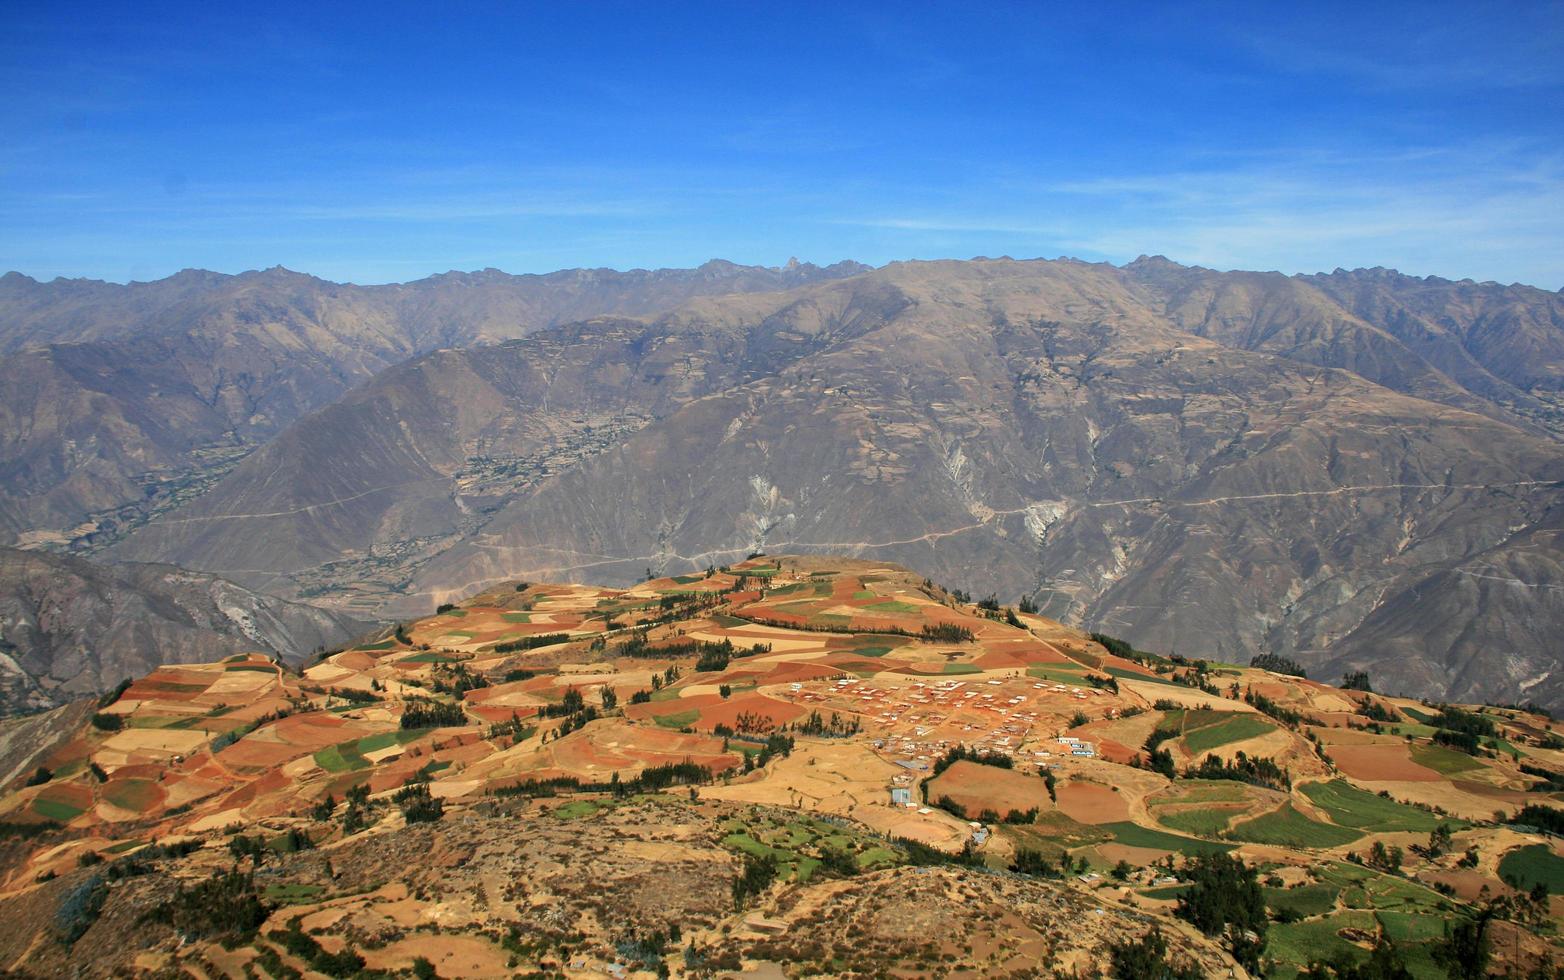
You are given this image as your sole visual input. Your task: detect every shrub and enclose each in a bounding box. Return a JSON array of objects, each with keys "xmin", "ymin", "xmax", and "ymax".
[{"xmin": 143, "ymin": 869, "xmax": 270, "ymax": 946}]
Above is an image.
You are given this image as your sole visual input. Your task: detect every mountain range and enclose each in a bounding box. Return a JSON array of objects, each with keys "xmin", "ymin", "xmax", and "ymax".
[{"xmin": 2, "ymin": 256, "xmax": 1563, "ymax": 711}]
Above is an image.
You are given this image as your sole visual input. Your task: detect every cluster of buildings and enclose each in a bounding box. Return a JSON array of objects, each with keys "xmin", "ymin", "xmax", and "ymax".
[{"xmin": 783, "ymin": 675, "xmax": 1111, "ymax": 763}]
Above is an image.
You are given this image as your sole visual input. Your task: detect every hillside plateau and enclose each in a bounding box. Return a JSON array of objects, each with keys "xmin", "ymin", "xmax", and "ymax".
[{"xmin": 0, "ymin": 558, "xmax": 1560, "ymax": 977}]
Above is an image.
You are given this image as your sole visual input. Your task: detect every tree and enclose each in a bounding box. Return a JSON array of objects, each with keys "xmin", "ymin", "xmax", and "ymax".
[
  {"xmin": 1432, "ymin": 906, "xmax": 1494, "ymax": 979},
  {"xmin": 600, "ymin": 686, "xmax": 618, "ymax": 711},
  {"xmin": 1366, "ymin": 841, "xmax": 1403, "ymax": 873},
  {"xmin": 393, "ymin": 782, "xmax": 443, "ymax": 823},
  {"xmin": 1341, "ymin": 671, "xmax": 1373, "ymax": 692},
  {"xmin": 1174, "ymin": 852, "xmax": 1268, "ymax": 972},
  {"xmin": 1250, "ymin": 653, "xmax": 1307, "ymax": 677},
  {"xmin": 1107, "ymin": 927, "xmax": 1203, "ymax": 980},
  {"xmin": 412, "ymin": 957, "xmax": 439, "ymax": 980},
  {"xmin": 1009, "ymin": 849, "xmax": 1057, "ymax": 877},
  {"xmin": 731, "ymin": 853, "xmax": 778, "ymax": 909}
]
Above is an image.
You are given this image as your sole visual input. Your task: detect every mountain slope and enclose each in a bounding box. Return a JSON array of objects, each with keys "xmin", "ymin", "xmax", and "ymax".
[
  {"xmin": 0, "ymin": 548, "xmax": 368, "ymax": 714},
  {"xmin": 112, "ymin": 258, "xmax": 1564, "ymax": 706},
  {"xmin": 109, "ymin": 279, "xmax": 914, "ymax": 604},
  {"xmin": 0, "ymin": 260, "xmax": 867, "ymax": 549}
]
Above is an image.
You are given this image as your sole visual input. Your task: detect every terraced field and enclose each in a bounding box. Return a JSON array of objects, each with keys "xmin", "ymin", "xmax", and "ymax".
[{"xmin": 0, "ymin": 557, "xmax": 1560, "ymax": 977}]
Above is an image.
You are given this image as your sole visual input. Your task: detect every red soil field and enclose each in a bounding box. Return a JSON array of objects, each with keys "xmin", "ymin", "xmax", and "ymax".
[
  {"xmin": 468, "ymin": 703, "xmax": 537, "ymax": 723},
  {"xmin": 923, "ymin": 760, "xmax": 1055, "ymax": 818},
  {"xmin": 1055, "ymin": 781, "xmax": 1131, "ymax": 824},
  {"xmin": 32, "ymin": 781, "xmax": 93, "ymax": 820},
  {"xmin": 332, "ymin": 651, "xmax": 378, "ymax": 670},
  {"xmin": 749, "ymin": 662, "xmax": 845, "ymax": 686},
  {"xmin": 696, "ymin": 694, "xmax": 807, "ymax": 732},
  {"xmin": 623, "ymin": 694, "xmax": 725, "ymax": 724},
  {"xmin": 1329, "ymin": 743, "xmax": 1442, "ymax": 782},
  {"xmin": 103, "ymin": 777, "xmax": 164, "ymax": 813}
]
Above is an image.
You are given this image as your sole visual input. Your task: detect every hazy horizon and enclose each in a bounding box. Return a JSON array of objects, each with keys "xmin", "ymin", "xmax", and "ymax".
[{"xmin": 4, "ymin": 252, "xmax": 1561, "ymax": 294}]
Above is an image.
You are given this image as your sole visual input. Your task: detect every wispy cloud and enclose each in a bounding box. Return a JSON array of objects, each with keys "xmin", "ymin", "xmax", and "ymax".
[{"xmin": 830, "ymin": 142, "xmax": 1564, "ymax": 288}]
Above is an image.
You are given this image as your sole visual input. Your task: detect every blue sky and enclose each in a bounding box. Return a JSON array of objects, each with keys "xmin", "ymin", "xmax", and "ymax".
[{"xmin": 3, "ymin": 2, "xmax": 1561, "ymax": 287}]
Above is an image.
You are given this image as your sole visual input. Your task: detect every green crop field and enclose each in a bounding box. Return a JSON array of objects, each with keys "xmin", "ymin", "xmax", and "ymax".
[
  {"xmin": 1225, "ymin": 804, "xmax": 1362, "ymax": 848},
  {"xmin": 1100, "ymin": 821, "xmax": 1235, "ymax": 857},
  {"xmin": 501, "ymin": 612, "xmax": 531, "ymax": 622},
  {"xmin": 1182, "ymin": 714, "xmax": 1276, "ymax": 754},
  {"xmin": 1155, "ymin": 780, "xmax": 1248, "ymax": 804},
  {"xmin": 1409, "ymin": 742, "xmax": 1485, "ymax": 775},
  {"xmin": 1299, "ymin": 780, "xmax": 1448, "ymax": 832},
  {"xmin": 1264, "ymin": 883, "xmax": 1338, "ymax": 917},
  {"xmin": 314, "ymin": 730, "xmax": 423, "ymax": 772},
  {"xmin": 1499, "ymin": 843, "xmax": 1564, "ymax": 893},
  {"xmin": 313, "ymin": 743, "xmax": 359, "ymax": 773},
  {"xmin": 719, "ymin": 812, "xmax": 897, "ymax": 882},
  {"xmin": 849, "ymin": 645, "xmax": 892, "ymax": 657},
  {"xmin": 550, "ymin": 800, "xmax": 604, "ymax": 821},
  {"xmin": 1376, "ymin": 910, "xmax": 1450, "ymax": 943},
  {"xmin": 1027, "ymin": 664, "xmax": 1086, "ymax": 684},
  {"xmin": 864, "ymin": 600, "xmax": 919, "ymax": 614},
  {"xmin": 1267, "ymin": 911, "xmax": 1378, "ymax": 974},
  {"xmin": 1157, "ymin": 806, "xmax": 1241, "ymax": 837},
  {"xmin": 652, "ymin": 708, "xmax": 700, "ymax": 729},
  {"xmin": 32, "ymin": 796, "xmax": 86, "ymax": 822},
  {"xmin": 1106, "ymin": 666, "xmax": 1181, "ymax": 687}
]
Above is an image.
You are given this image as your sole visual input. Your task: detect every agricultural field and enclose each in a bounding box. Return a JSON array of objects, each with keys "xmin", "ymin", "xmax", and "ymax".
[
  {"xmin": 0, "ymin": 556, "xmax": 1560, "ymax": 977},
  {"xmin": 1298, "ymin": 779, "xmax": 1451, "ymax": 833}
]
